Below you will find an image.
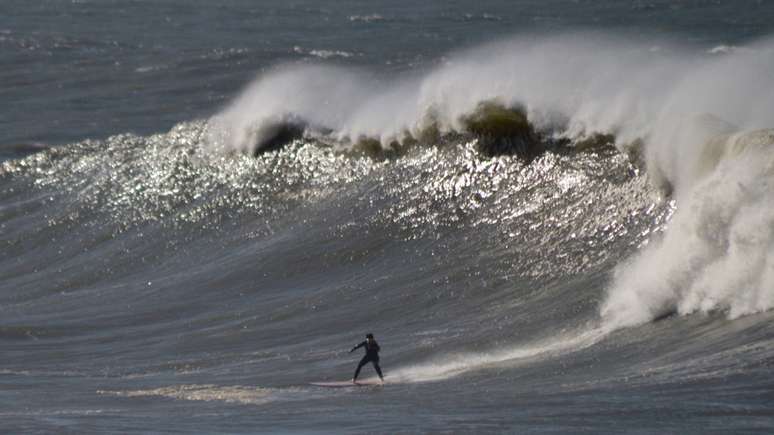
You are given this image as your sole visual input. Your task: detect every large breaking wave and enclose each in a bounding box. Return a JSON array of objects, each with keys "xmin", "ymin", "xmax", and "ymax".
[{"xmin": 207, "ymin": 33, "xmax": 774, "ymax": 333}]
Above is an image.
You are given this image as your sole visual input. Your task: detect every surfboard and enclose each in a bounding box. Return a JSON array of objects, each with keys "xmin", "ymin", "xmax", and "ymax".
[{"xmin": 309, "ymin": 380, "xmax": 383, "ymax": 388}]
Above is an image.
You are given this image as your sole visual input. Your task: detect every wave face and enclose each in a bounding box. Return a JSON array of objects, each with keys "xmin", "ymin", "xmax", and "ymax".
[
  {"xmin": 5, "ymin": 9, "xmax": 774, "ymax": 434},
  {"xmin": 208, "ymin": 32, "xmax": 774, "ymax": 325}
]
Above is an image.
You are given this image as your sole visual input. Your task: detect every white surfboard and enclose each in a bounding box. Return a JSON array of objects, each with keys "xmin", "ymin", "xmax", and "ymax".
[{"xmin": 309, "ymin": 380, "xmax": 384, "ymax": 388}]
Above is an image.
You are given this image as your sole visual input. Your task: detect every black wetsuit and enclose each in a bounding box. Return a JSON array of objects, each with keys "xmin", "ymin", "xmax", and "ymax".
[{"xmin": 351, "ymin": 340, "xmax": 383, "ymax": 380}]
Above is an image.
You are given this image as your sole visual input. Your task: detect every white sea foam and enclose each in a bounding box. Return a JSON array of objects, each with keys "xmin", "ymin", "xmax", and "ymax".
[
  {"xmin": 602, "ymin": 130, "xmax": 774, "ymax": 328},
  {"xmin": 594, "ymin": 38, "xmax": 774, "ymax": 328}
]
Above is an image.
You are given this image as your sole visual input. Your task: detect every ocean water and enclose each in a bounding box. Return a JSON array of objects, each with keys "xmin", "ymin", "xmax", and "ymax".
[{"xmin": 3, "ymin": 1, "xmax": 774, "ymax": 433}]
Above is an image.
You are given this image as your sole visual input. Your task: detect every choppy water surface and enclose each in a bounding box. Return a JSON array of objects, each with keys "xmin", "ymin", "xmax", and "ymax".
[{"xmin": 3, "ymin": 1, "xmax": 774, "ymax": 433}]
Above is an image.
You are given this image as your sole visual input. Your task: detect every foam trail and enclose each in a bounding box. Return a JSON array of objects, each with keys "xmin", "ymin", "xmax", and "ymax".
[
  {"xmin": 389, "ymin": 326, "xmax": 611, "ymax": 383},
  {"xmin": 99, "ymin": 385, "xmax": 275, "ymax": 405}
]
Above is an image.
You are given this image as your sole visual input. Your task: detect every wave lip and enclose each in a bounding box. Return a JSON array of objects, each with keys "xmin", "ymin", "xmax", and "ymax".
[{"xmin": 208, "ymin": 95, "xmax": 605, "ymax": 161}]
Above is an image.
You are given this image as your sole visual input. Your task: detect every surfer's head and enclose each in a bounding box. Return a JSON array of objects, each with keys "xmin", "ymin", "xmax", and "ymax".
[{"xmin": 366, "ymin": 333, "xmax": 374, "ymax": 340}]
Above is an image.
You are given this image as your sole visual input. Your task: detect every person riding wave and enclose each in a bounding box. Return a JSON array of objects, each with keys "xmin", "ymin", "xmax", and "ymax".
[{"xmin": 350, "ymin": 333, "xmax": 384, "ymax": 383}]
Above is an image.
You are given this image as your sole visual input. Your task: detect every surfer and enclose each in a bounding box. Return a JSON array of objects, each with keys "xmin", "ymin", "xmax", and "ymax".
[{"xmin": 350, "ymin": 333, "xmax": 384, "ymax": 383}]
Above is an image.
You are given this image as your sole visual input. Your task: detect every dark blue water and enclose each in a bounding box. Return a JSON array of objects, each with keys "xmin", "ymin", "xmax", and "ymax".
[{"xmin": 3, "ymin": 1, "xmax": 774, "ymax": 433}]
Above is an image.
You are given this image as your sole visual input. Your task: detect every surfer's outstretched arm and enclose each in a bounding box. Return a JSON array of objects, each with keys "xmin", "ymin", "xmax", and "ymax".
[{"xmin": 350, "ymin": 341, "xmax": 366, "ymax": 353}]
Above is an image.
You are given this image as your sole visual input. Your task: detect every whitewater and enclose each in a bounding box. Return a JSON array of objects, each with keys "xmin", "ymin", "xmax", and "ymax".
[{"xmin": 2, "ymin": 1, "xmax": 774, "ymax": 433}]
